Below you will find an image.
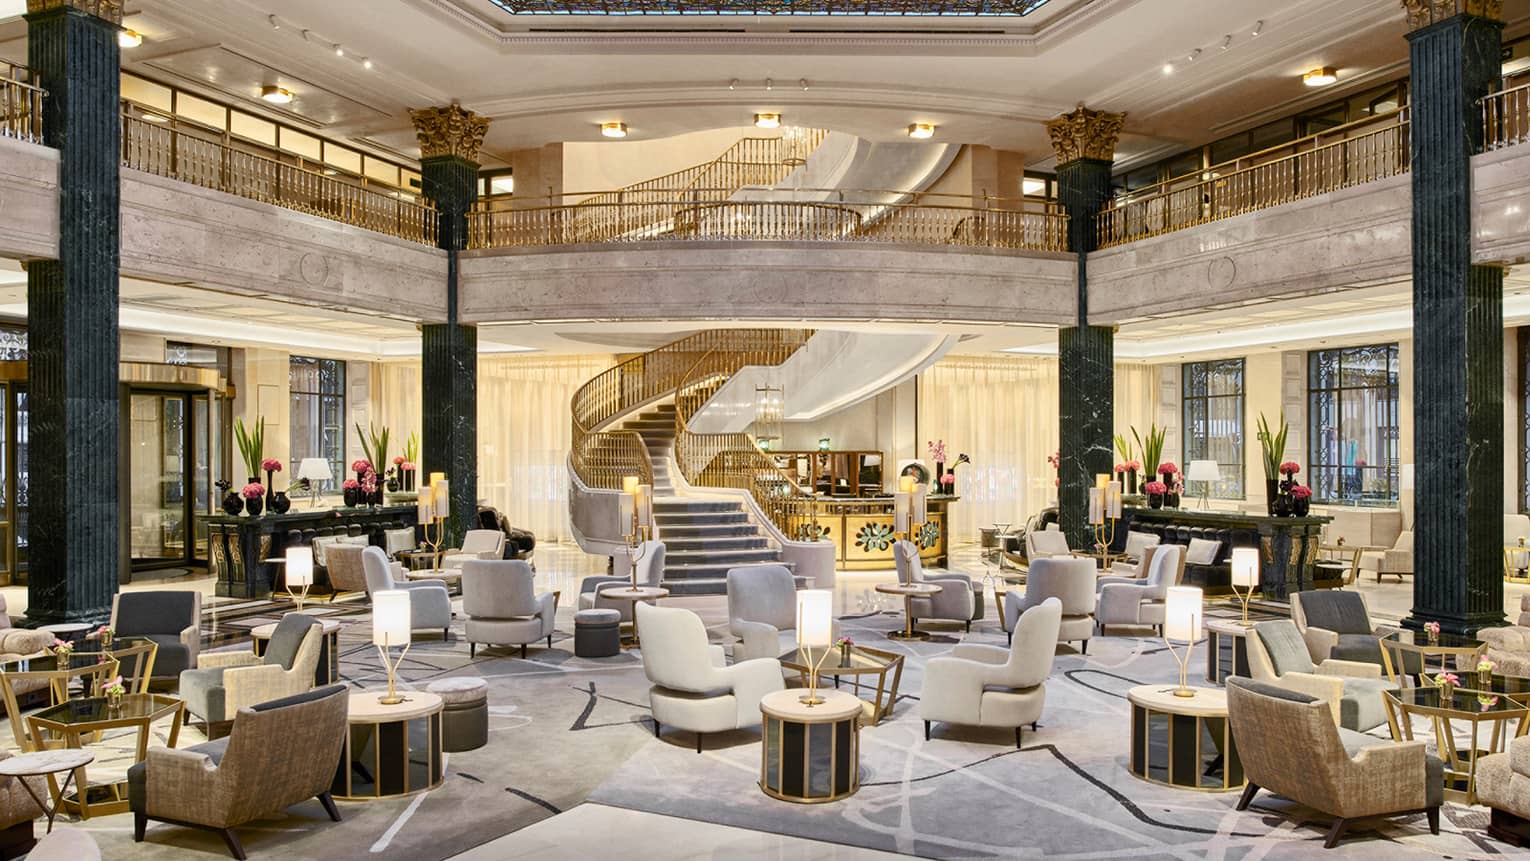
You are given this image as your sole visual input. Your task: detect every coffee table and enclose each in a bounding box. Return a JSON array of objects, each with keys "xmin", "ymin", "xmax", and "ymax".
[
  {"xmin": 1380, "ymin": 629, "xmax": 1485, "ymax": 682},
  {"xmin": 26, "ymin": 693, "xmax": 184, "ymax": 819},
  {"xmin": 1383, "ymin": 685, "xmax": 1530, "ymax": 805},
  {"xmin": 778, "ymin": 645, "xmax": 905, "ymax": 726},
  {"xmin": 405, "ymin": 567, "xmax": 461, "ymax": 595},
  {"xmin": 399, "ymin": 549, "xmax": 444, "ymax": 571},
  {"xmin": 600, "ymin": 586, "xmax": 669, "ymax": 649},
  {"xmin": 874, "ymin": 582, "xmax": 941, "ymax": 640},
  {"xmin": 334, "ymin": 691, "xmax": 443, "ymax": 800},
  {"xmin": 0, "ymin": 749, "xmax": 93, "ymax": 833}
]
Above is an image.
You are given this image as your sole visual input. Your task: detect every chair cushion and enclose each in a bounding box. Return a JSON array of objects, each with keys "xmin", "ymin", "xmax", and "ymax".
[
  {"xmin": 1185, "ymin": 538, "xmax": 1221, "ymax": 566},
  {"xmin": 144, "ymin": 636, "xmax": 192, "ymax": 677},
  {"xmin": 116, "ymin": 592, "xmax": 198, "ymax": 637},
  {"xmin": 1254, "ymin": 621, "xmax": 1316, "ymax": 676},
  {"xmin": 1338, "ymin": 677, "xmax": 1394, "ymax": 732},
  {"xmin": 427, "ymin": 676, "xmax": 489, "ymax": 706},
  {"xmin": 128, "ymin": 736, "xmax": 229, "ymax": 814},
  {"xmin": 1301, "ymin": 591, "xmax": 1373, "ymax": 636},
  {"xmin": 262, "ymin": 614, "xmax": 319, "ymax": 670},
  {"xmin": 179, "ymin": 667, "xmax": 229, "ymax": 723},
  {"xmin": 1226, "ymin": 676, "xmax": 1319, "ymax": 704},
  {"xmin": 1030, "ymin": 530, "xmax": 1070, "ymax": 557},
  {"xmin": 1337, "ymin": 728, "xmax": 1443, "ymax": 808},
  {"xmin": 576, "ymin": 608, "xmax": 621, "ymax": 625},
  {"xmin": 1330, "ymin": 633, "xmax": 1385, "ymax": 665}
]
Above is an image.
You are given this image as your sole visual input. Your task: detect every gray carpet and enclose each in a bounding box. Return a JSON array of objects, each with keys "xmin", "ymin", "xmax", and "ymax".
[{"xmin": 28, "ymin": 601, "xmax": 1530, "ymax": 860}]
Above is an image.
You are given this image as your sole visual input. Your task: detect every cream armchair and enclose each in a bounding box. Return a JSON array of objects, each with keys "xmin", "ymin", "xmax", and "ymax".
[
  {"xmin": 1105, "ymin": 531, "xmax": 1161, "ymax": 577},
  {"xmin": 462, "ymin": 560, "xmax": 557, "ymax": 659},
  {"xmin": 727, "ymin": 564, "xmax": 809, "ymax": 663},
  {"xmin": 1003, "ymin": 557, "xmax": 1095, "ymax": 652},
  {"xmin": 442, "ymin": 529, "xmax": 506, "ymax": 570},
  {"xmin": 1097, "ymin": 544, "xmax": 1184, "ymax": 634},
  {"xmin": 1359, "ymin": 530, "xmax": 1413, "ymax": 583},
  {"xmin": 1025, "ymin": 527, "xmax": 1072, "ymax": 562},
  {"xmin": 637, "ymin": 602, "xmax": 784, "ymax": 753},
  {"xmin": 577, "ymin": 541, "xmax": 666, "ymax": 622},
  {"xmin": 1245, "ymin": 618, "xmax": 1393, "ymax": 732},
  {"xmin": 0, "ymin": 595, "xmax": 52, "ymax": 658},
  {"xmin": 178, "ymin": 614, "xmax": 323, "ymax": 731},
  {"xmin": 921, "ymin": 597, "xmax": 1062, "ymax": 748}
]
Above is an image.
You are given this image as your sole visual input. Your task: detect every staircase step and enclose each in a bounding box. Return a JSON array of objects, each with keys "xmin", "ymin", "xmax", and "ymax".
[
  {"xmin": 667, "ymin": 548, "xmax": 780, "ymax": 565},
  {"xmin": 663, "ymin": 536, "xmax": 768, "ymax": 551},
  {"xmin": 655, "ymin": 500, "xmax": 743, "ymax": 513},
  {"xmin": 663, "ymin": 560, "xmax": 794, "ymax": 584},
  {"xmin": 659, "ymin": 523, "xmax": 757, "ymax": 538}
]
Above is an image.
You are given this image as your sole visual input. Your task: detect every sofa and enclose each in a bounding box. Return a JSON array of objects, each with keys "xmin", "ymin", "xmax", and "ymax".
[
  {"xmin": 1478, "ymin": 732, "xmax": 1530, "ymax": 845},
  {"xmin": 1358, "ymin": 531, "xmax": 1413, "ymax": 583},
  {"xmin": 1479, "ymin": 625, "xmax": 1530, "ymax": 678},
  {"xmin": 1118, "ymin": 520, "xmax": 1256, "ymax": 594}
]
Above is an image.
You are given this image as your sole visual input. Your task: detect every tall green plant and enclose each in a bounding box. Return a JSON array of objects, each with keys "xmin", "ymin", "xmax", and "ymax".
[
  {"xmin": 1113, "ymin": 433, "xmax": 1135, "ymax": 464},
  {"xmin": 403, "ymin": 432, "xmax": 419, "ymax": 466},
  {"xmin": 356, "ymin": 422, "xmax": 391, "ymax": 475},
  {"xmin": 234, "ymin": 417, "xmax": 264, "ymax": 479},
  {"xmin": 1132, "ymin": 424, "xmax": 1166, "ymax": 475},
  {"xmin": 1256, "ymin": 412, "xmax": 1289, "ymax": 481}
]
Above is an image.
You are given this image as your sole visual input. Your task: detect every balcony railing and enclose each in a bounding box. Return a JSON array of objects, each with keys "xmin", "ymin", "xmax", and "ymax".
[
  {"xmin": 468, "ymin": 187, "xmax": 1067, "ymax": 252},
  {"xmin": 1484, "ymin": 81, "xmax": 1530, "ymax": 151},
  {"xmin": 0, "ymin": 63, "xmax": 43, "ymax": 143},
  {"xmin": 1097, "ymin": 109, "xmax": 1410, "ymax": 249},
  {"xmin": 120, "ymin": 113, "xmax": 438, "ymax": 245}
]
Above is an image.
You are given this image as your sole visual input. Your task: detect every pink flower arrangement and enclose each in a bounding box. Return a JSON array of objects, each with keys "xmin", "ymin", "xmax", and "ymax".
[
  {"xmin": 1172, "ymin": 481, "xmax": 1184, "ymax": 494},
  {"xmin": 1435, "ymin": 671, "xmax": 1460, "ymax": 687},
  {"xmin": 1157, "ymin": 462, "xmax": 1179, "ymax": 476},
  {"xmin": 261, "ymin": 458, "xmax": 283, "ymax": 472},
  {"xmin": 1280, "ymin": 461, "xmax": 1300, "ymax": 476},
  {"xmin": 1114, "ymin": 463, "xmax": 1128, "ymax": 474},
  {"xmin": 52, "ymin": 638, "xmax": 72, "ymax": 655},
  {"xmin": 1115, "ymin": 460, "xmax": 1142, "ymax": 473},
  {"xmin": 1290, "ymin": 485, "xmax": 1312, "ymax": 499},
  {"xmin": 103, "ymin": 675, "xmax": 125, "ymax": 697},
  {"xmin": 351, "ymin": 459, "xmax": 372, "ymax": 473},
  {"xmin": 836, "ymin": 636, "xmax": 854, "ymax": 647},
  {"xmin": 393, "ymin": 456, "xmax": 405, "ymax": 465},
  {"xmin": 940, "ymin": 473, "xmax": 955, "ymax": 485},
  {"xmin": 342, "ymin": 479, "xmax": 360, "ymax": 490},
  {"xmin": 1144, "ymin": 481, "xmax": 1167, "ymax": 495},
  {"xmin": 1053, "ymin": 477, "xmax": 1060, "ymax": 487},
  {"xmin": 1425, "ymin": 621, "xmax": 1441, "ymax": 636},
  {"xmin": 241, "ymin": 482, "xmax": 265, "ymax": 499},
  {"xmin": 400, "ymin": 461, "xmax": 416, "ymax": 471},
  {"xmin": 360, "ymin": 470, "xmax": 378, "ymax": 494},
  {"xmin": 92, "ymin": 625, "xmax": 112, "ymax": 639},
  {"xmin": 927, "ymin": 440, "xmax": 948, "ymax": 463}
]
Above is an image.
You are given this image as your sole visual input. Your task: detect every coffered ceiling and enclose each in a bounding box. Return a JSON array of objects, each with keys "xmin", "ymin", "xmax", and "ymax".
[{"xmin": 5, "ymin": 0, "xmax": 1522, "ymax": 171}]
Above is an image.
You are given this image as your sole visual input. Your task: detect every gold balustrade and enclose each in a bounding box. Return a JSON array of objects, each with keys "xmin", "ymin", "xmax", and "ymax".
[
  {"xmin": 120, "ymin": 113, "xmax": 438, "ymax": 245},
  {"xmin": 1097, "ymin": 109, "xmax": 1410, "ymax": 249},
  {"xmin": 0, "ymin": 64, "xmax": 43, "ymax": 143},
  {"xmin": 468, "ymin": 187, "xmax": 1066, "ymax": 251},
  {"xmin": 1484, "ymin": 82, "xmax": 1530, "ymax": 152}
]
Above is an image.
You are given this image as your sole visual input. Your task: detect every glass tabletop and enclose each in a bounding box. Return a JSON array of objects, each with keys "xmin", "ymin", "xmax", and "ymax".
[
  {"xmin": 1388, "ymin": 685, "xmax": 1528, "ymax": 716},
  {"xmin": 779, "ymin": 645, "xmax": 899, "ymax": 674},
  {"xmin": 1385, "ymin": 630, "xmax": 1482, "ymax": 649},
  {"xmin": 30, "ymin": 694, "xmax": 179, "ymax": 726}
]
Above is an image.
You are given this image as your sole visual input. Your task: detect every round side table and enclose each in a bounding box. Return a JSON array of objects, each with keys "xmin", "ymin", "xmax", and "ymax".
[
  {"xmin": 759, "ymin": 689, "xmax": 861, "ymax": 804},
  {"xmin": 600, "ymin": 586, "xmax": 669, "ymax": 649},
  {"xmin": 1204, "ymin": 619, "xmax": 1254, "ymax": 685},
  {"xmin": 251, "ymin": 618, "xmax": 342, "ymax": 686},
  {"xmin": 1126, "ymin": 684, "xmax": 1244, "ymax": 791},
  {"xmin": 0, "ymin": 749, "xmax": 94, "ymax": 833},
  {"xmin": 333, "ymin": 692, "xmax": 444, "ymax": 800},
  {"xmin": 873, "ymin": 583, "xmax": 942, "ymax": 640}
]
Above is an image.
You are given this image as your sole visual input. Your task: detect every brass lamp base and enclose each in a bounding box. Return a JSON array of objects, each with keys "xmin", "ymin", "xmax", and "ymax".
[
  {"xmin": 1172, "ymin": 688, "xmax": 1197, "ymax": 698},
  {"xmin": 887, "ymin": 630, "xmax": 930, "ymax": 641},
  {"xmin": 378, "ymin": 693, "xmax": 410, "ymax": 706},
  {"xmin": 799, "ymin": 693, "xmax": 825, "ymax": 706}
]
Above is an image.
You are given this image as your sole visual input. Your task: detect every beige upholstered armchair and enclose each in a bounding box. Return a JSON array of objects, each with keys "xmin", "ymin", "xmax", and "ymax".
[
  {"xmin": 1477, "ymin": 732, "xmax": 1530, "ymax": 844},
  {"xmin": 1244, "ymin": 619, "xmax": 1393, "ymax": 732},
  {"xmin": 1104, "ymin": 531, "xmax": 1161, "ymax": 577},
  {"xmin": 1478, "ymin": 625, "xmax": 1530, "ymax": 678},
  {"xmin": 1025, "ymin": 527, "xmax": 1072, "ymax": 562},
  {"xmin": 1358, "ymin": 530, "xmax": 1412, "ymax": 583},
  {"xmin": 922, "ymin": 597, "xmax": 1062, "ymax": 748},
  {"xmin": 1002, "ymin": 557, "xmax": 1094, "ymax": 652},
  {"xmin": 1226, "ymin": 677, "xmax": 1440, "ymax": 849},
  {"xmin": 443, "ymin": 529, "xmax": 506, "ymax": 570},
  {"xmin": 177, "ymin": 614, "xmax": 323, "ymax": 731},
  {"xmin": 129, "ymin": 684, "xmax": 349, "ymax": 860},
  {"xmin": 0, "ymin": 595, "xmax": 51, "ymax": 659}
]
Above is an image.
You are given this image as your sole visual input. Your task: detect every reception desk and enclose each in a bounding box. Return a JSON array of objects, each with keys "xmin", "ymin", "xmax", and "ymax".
[
  {"xmin": 1121, "ymin": 507, "xmax": 1331, "ymax": 601},
  {"xmin": 204, "ymin": 505, "xmax": 418, "ymax": 599},
  {"xmin": 781, "ymin": 496, "xmax": 955, "ymax": 571}
]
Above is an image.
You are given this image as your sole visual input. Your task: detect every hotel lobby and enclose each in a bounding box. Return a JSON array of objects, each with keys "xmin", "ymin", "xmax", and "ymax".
[{"xmin": 2, "ymin": 0, "xmax": 1530, "ymax": 858}]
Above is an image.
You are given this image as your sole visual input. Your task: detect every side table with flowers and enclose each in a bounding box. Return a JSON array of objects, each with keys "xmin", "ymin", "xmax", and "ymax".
[{"xmin": 103, "ymin": 675, "xmax": 125, "ymax": 713}]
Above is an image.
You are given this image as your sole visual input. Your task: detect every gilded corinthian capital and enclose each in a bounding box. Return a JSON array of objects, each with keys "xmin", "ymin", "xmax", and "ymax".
[
  {"xmin": 410, "ymin": 104, "xmax": 490, "ymax": 163},
  {"xmin": 26, "ymin": 0, "xmax": 123, "ymax": 23},
  {"xmin": 1401, "ymin": 0, "xmax": 1503, "ymax": 29},
  {"xmin": 1045, "ymin": 106, "xmax": 1125, "ymax": 165}
]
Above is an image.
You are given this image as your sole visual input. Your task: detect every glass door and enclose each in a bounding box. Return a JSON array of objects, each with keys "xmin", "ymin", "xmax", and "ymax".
[{"xmin": 129, "ymin": 392, "xmax": 189, "ymax": 567}]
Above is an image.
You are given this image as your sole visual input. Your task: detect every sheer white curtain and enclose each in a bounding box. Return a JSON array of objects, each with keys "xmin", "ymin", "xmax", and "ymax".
[
  {"xmin": 372, "ymin": 354, "xmax": 614, "ymax": 543},
  {"xmin": 1114, "ymin": 363, "xmax": 1159, "ymax": 452}
]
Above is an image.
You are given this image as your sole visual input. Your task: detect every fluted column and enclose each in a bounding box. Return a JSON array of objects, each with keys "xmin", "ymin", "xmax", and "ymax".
[
  {"xmin": 1405, "ymin": 0, "xmax": 1505, "ymax": 633},
  {"xmin": 24, "ymin": 0, "xmax": 122, "ymax": 623},
  {"xmin": 1048, "ymin": 106, "xmax": 1123, "ymax": 551},
  {"xmin": 412, "ymin": 105, "xmax": 487, "ymax": 534}
]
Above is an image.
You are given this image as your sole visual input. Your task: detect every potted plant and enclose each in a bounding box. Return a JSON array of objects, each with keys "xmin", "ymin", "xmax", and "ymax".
[
  {"xmin": 1290, "ymin": 484, "xmax": 1312, "ymax": 516},
  {"xmin": 1144, "ymin": 480, "xmax": 1167, "ymax": 509},
  {"xmin": 342, "ymin": 478, "xmax": 360, "ymax": 507},
  {"xmin": 1256, "ymin": 412, "xmax": 1290, "ymax": 517},
  {"xmin": 1479, "ymin": 658, "xmax": 1498, "ymax": 688},
  {"xmin": 242, "ymin": 482, "xmax": 266, "ymax": 517},
  {"xmin": 234, "ymin": 416, "xmax": 264, "ymax": 484},
  {"xmin": 262, "ymin": 457, "xmax": 283, "ymax": 508}
]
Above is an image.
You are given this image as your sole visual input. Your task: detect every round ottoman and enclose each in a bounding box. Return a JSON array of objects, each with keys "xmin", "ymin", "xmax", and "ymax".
[
  {"xmin": 426, "ymin": 677, "xmax": 488, "ymax": 752},
  {"xmin": 575, "ymin": 608, "xmax": 621, "ymax": 658}
]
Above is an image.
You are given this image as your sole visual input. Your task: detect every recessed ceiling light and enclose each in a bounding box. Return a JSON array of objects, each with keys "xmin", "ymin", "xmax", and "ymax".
[
  {"xmin": 261, "ymin": 85, "xmax": 294, "ymax": 104},
  {"xmin": 907, "ymin": 123, "xmax": 935, "ymax": 140},
  {"xmin": 362, "ymin": 58, "xmax": 373, "ymax": 70},
  {"xmin": 754, "ymin": 113, "xmax": 782, "ymax": 129},
  {"xmin": 1162, "ymin": 63, "xmax": 1175, "ymax": 75},
  {"xmin": 1303, "ymin": 67, "xmax": 1338, "ymax": 87},
  {"xmin": 333, "ymin": 45, "xmax": 344, "ymax": 57},
  {"xmin": 1251, "ymin": 19, "xmax": 1264, "ymax": 37},
  {"xmin": 601, "ymin": 122, "xmax": 628, "ymax": 138},
  {"xmin": 118, "ymin": 28, "xmax": 142, "ymax": 48}
]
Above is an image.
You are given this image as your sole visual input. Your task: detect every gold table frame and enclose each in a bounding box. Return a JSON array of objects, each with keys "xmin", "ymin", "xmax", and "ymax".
[
  {"xmin": 1379, "ymin": 636, "xmax": 1486, "ymax": 684},
  {"xmin": 759, "ymin": 689, "xmax": 861, "ymax": 804},
  {"xmin": 26, "ymin": 693, "xmax": 185, "ymax": 819},
  {"xmin": 1382, "ymin": 687, "xmax": 1529, "ymax": 805},
  {"xmin": 778, "ymin": 645, "xmax": 905, "ymax": 726}
]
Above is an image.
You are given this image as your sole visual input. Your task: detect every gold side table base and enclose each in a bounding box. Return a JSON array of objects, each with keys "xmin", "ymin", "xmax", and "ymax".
[{"xmin": 886, "ymin": 630, "xmax": 930, "ymax": 641}]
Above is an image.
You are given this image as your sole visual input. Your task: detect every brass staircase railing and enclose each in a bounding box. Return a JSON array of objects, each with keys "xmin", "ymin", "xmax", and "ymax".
[
  {"xmin": 1484, "ymin": 81, "xmax": 1530, "ymax": 152},
  {"xmin": 0, "ymin": 63, "xmax": 43, "ymax": 143},
  {"xmin": 570, "ymin": 329, "xmax": 811, "ymax": 491}
]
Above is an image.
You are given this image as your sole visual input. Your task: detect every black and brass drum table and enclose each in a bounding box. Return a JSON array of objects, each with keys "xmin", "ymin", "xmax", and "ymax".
[
  {"xmin": 1127, "ymin": 684, "xmax": 1244, "ymax": 791},
  {"xmin": 760, "ymin": 689, "xmax": 861, "ymax": 803},
  {"xmin": 333, "ymin": 692, "xmax": 443, "ymax": 800}
]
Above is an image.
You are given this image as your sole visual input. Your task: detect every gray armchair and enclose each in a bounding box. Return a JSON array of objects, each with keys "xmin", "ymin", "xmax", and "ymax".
[
  {"xmin": 362, "ymin": 546, "xmax": 453, "ymax": 638},
  {"xmin": 1244, "ymin": 618, "xmax": 1394, "ymax": 732},
  {"xmin": 179, "ymin": 614, "xmax": 323, "ymax": 730},
  {"xmin": 1097, "ymin": 544, "xmax": 1184, "ymax": 634},
  {"xmin": 110, "ymin": 590, "xmax": 200, "ymax": 681},
  {"xmin": 1291, "ymin": 590, "xmax": 1400, "ymax": 667},
  {"xmin": 129, "ymin": 684, "xmax": 349, "ymax": 860},
  {"xmin": 727, "ymin": 564, "xmax": 806, "ymax": 663},
  {"xmin": 462, "ymin": 560, "xmax": 557, "ymax": 659},
  {"xmin": 894, "ymin": 540, "xmax": 979, "ymax": 633},
  {"xmin": 1003, "ymin": 557, "xmax": 1095, "ymax": 652},
  {"xmin": 1226, "ymin": 677, "xmax": 1440, "ymax": 848},
  {"xmin": 577, "ymin": 540, "xmax": 665, "ymax": 622},
  {"xmin": 921, "ymin": 597, "xmax": 1062, "ymax": 748}
]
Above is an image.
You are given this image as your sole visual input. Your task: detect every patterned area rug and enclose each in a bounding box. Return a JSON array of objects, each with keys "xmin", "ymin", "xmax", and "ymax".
[{"xmin": 27, "ymin": 599, "xmax": 1530, "ymax": 860}]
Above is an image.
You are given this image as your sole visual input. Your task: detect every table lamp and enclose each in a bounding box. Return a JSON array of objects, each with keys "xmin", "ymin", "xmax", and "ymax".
[
  {"xmin": 296, "ymin": 457, "xmax": 333, "ymax": 508},
  {"xmin": 373, "ymin": 590, "xmax": 412, "ymax": 705},
  {"xmin": 1187, "ymin": 460, "xmax": 1220, "ymax": 510},
  {"xmin": 1163, "ymin": 586, "xmax": 1204, "ymax": 698},
  {"xmin": 286, "ymin": 546, "xmax": 314, "ymax": 612},
  {"xmin": 1230, "ymin": 547, "xmax": 1259, "ymax": 626},
  {"xmin": 795, "ymin": 589, "xmax": 834, "ymax": 706}
]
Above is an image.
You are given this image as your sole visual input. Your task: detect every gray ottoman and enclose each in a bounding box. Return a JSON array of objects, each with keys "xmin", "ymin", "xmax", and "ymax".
[
  {"xmin": 575, "ymin": 608, "xmax": 621, "ymax": 658},
  {"xmin": 427, "ymin": 677, "xmax": 488, "ymax": 752}
]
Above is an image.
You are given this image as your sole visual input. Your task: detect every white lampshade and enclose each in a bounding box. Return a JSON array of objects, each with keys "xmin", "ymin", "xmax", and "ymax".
[
  {"xmin": 898, "ymin": 474, "xmax": 915, "ymax": 494},
  {"xmin": 429, "ymin": 471, "xmax": 446, "ymax": 488},
  {"xmin": 1106, "ymin": 480, "xmax": 1123, "ymax": 518},
  {"xmin": 1186, "ymin": 460, "xmax": 1221, "ymax": 482},
  {"xmin": 286, "ymin": 546, "xmax": 314, "ymax": 588},
  {"xmin": 911, "ymin": 485, "xmax": 928, "ymax": 523},
  {"xmin": 894, "ymin": 491, "xmax": 910, "ymax": 534},
  {"xmin": 1164, "ymin": 586, "xmax": 1203, "ymax": 643},
  {"xmin": 417, "ymin": 486, "xmax": 433, "ymax": 522},
  {"xmin": 433, "ymin": 479, "xmax": 450, "ymax": 517},
  {"xmin": 1231, "ymin": 547, "xmax": 1259, "ymax": 589},
  {"xmin": 637, "ymin": 484, "xmax": 653, "ymax": 528},
  {"xmin": 372, "ymin": 590, "xmax": 412, "ymax": 648},
  {"xmin": 296, "ymin": 457, "xmax": 333, "ymax": 482},
  {"xmin": 796, "ymin": 589, "xmax": 833, "ymax": 649},
  {"xmin": 1088, "ymin": 487, "xmax": 1104, "ymax": 526}
]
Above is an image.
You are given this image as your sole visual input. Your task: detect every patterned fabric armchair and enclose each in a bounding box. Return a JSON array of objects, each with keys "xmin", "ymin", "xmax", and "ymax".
[
  {"xmin": 1477, "ymin": 731, "xmax": 1530, "ymax": 845},
  {"xmin": 178, "ymin": 614, "xmax": 323, "ymax": 729},
  {"xmin": 1244, "ymin": 619, "xmax": 1393, "ymax": 732},
  {"xmin": 1227, "ymin": 677, "xmax": 1440, "ymax": 849},
  {"xmin": 110, "ymin": 590, "xmax": 200, "ymax": 681},
  {"xmin": 894, "ymin": 540, "xmax": 980, "ymax": 632},
  {"xmin": 1478, "ymin": 625, "xmax": 1530, "ymax": 678},
  {"xmin": 129, "ymin": 684, "xmax": 349, "ymax": 860},
  {"xmin": 0, "ymin": 596, "xmax": 51, "ymax": 660}
]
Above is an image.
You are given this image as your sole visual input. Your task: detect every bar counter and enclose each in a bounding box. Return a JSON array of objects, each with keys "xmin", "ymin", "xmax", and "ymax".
[
  {"xmin": 204, "ymin": 505, "xmax": 418, "ymax": 599},
  {"xmin": 781, "ymin": 495, "xmax": 956, "ymax": 570},
  {"xmin": 1121, "ymin": 506, "xmax": 1331, "ymax": 601}
]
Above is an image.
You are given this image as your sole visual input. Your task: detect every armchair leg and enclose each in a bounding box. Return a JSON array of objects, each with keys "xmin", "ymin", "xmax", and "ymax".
[
  {"xmin": 521, "ymin": 644, "xmax": 528, "ymax": 659},
  {"xmin": 220, "ymin": 828, "xmax": 247, "ymax": 860},
  {"xmin": 1323, "ymin": 818, "xmax": 1348, "ymax": 849},
  {"xmin": 134, "ymin": 811, "xmax": 146, "ymax": 842},
  {"xmin": 470, "ymin": 643, "xmax": 476, "ymax": 659},
  {"xmin": 318, "ymin": 791, "xmax": 342, "ymax": 823},
  {"xmin": 964, "ymin": 621, "xmax": 971, "ymax": 633},
  {"xmin": 1426, "ymin": 806, "xmax": 1440, "ymax": 835},
  {"xmin": 1006, "ymin": 631, "xmax": 1012, "ymax": 646},
  {"xmin": 547, "ymin": 635, "xmax": 553, "ymax": 649},
  {"xmin": 1015, "ymin": 726, "xmax": 1023, "ymax": 749},
  {"xmin": 1235, "ymin": 782, "xmax": 1259, "ymax": 810},
  {"xmin": 696, "ymin": 733, "xmax": 703, "ymax": 754},
  {"xmin": 653, "ymin": 720, "xmax": 661, "ymax": 738},
  {"xmin": 924, "ymin": 720, "xmax": 931, "ymax": 741},
  {"xmin": 1081, "ymin": 640, "xmax": 1088, "ymax": 655}
]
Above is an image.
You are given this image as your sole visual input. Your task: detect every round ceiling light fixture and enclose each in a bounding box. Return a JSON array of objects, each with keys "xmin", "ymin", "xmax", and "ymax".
[
  {"xmin": 261, "ymin": 85, "xmax": 295, "ymax": 104},
  {"xmin": 601, "ymin": 122, "xmax": 628, "ymax": 138},
  {"xmin": 754, "ymin": 112, "xmax": 782, "ymax": 129},
  {"xmin": 118, "ymin": 28, "xmax": 142, "ymax": 48},
  {"xmin": 907, "ymin": 123, "xmax": 936, "ymax": 140},
  {"xmin": 1303, "ymin": 67, "xmax": 1338, "ymax": 87}
]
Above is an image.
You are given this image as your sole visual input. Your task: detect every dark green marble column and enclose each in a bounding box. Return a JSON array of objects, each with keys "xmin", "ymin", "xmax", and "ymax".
[
  {"xmin": 1047, "ymin": 108, "xmax": 1124, "ymax": 551},
  {"xmin": 1405, "ymin": 4, "xmax": 1505, "ymax": 634},
  {"xmin": 412, "ymin": 106, "xmax": 487, "ymax": 534},
  {"xmin": 25, "ymin": 1, "xmax": 122, "ymax": 624}
]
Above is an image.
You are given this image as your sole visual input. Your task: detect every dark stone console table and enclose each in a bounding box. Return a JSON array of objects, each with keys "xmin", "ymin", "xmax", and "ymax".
[
  {"xmin": 1121, "ymin": 507, "xmax": 1332, "ymax": 601},
  {"xmin": 204, "ymin": 506, "xmax": 418, "ymax": 599}
]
